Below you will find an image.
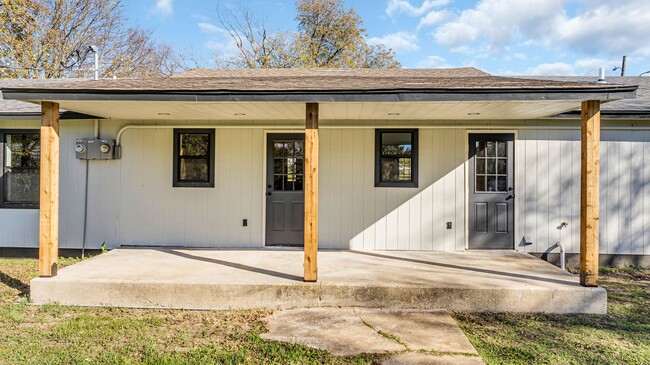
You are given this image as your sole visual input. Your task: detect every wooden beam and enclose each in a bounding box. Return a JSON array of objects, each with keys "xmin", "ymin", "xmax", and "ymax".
[
  {"xmin": 39, "ymin": 102, "xmax": 60, "ymax": 277},
  {"xmin": 304, "ymin": 102, "xmax": 319, "ymax": 282},
  {"xmin": 580, "ymin": 100, "xmax": 600, "ymax": 287}
]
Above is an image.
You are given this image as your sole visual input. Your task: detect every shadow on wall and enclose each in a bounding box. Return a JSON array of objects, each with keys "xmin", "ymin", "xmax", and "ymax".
[
  {"xmin": 518, "ymin": 130, "xmax": 650, "ymax": 256},
  {"xmin": 318, "ymin": 129, "xmax": 467, "ymax": 251}
]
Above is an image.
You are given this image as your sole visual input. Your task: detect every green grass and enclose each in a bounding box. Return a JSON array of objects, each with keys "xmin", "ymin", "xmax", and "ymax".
[
  {"xmin": 0, "ymin": 257, "xmax": 382, "ymax": 364},
  {"xmin": 453, "ymin": 267, "xmax": 650, "ymax": 365},
  {"xmin": 1, "ymin": 258, "xmax": 648, "ymax": 364}
]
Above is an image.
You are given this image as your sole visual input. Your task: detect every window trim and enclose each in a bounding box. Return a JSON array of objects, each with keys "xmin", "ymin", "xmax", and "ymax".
[
  {"xmin": 172, "ymin": 129, "xmax": 215, "ymax": 188},
  {"xmin": 0, "ymin": 129, "xmax": 40, "ymax": 209},
  {"xmin": 374, "ymin": 129, "xmax": 418, "ymax": 188}
]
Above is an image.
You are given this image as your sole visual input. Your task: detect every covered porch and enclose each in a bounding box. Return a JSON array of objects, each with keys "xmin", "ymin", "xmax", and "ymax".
[
  {"xmin": 1, "ymin": 68, "xmax": 638, "ymax": 294},
  {"xmin": 30, "ymin": 248, "xmax": 606, "ymax": 313}
]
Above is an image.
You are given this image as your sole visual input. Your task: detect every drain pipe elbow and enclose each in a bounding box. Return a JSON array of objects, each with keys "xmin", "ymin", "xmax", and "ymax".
[{"xmin": 551, "ymin": 242, "xmax": 566, "ymax": 271}]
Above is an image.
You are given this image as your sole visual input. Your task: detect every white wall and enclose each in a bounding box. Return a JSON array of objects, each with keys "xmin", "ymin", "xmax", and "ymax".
[
  {"xmin": 1, "ymin": 118, "xmax": 649, "ymax": 256},
  {"xmin": 516, "ymin": 128, "xmax": 650, "ymax": 255},
  {"xmin": 319, "ymin": 128, "xmax": 466, "ymax": 251}
]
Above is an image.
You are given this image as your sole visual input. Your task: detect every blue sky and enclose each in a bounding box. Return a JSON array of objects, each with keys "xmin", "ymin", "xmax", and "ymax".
[{"xmin": 124, "ymin": 0, "xmax": 650, "ymax": 76}]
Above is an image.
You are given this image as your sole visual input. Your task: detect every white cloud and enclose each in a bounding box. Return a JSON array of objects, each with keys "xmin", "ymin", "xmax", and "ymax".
[
  {"xmin": 434, "ymin": 22, "xmax": 480, "ymax": 52},
  {"xmin": 197, "ymin": 22, "xmax": 239, "ymax": 58},
  {"xmin": 368, "ymin": 32, "xmax": 419, "ymax": 53},
  {"xmin": 513, "ymin": 53, "xmax": 527, "ymax": 61},
  {"xmin": 415, "ymin": 55, "xmax": 452, "ymax": 68},
  {"xmin": 154, "ymin": 0, "xmax": 173, "ymax": 16},
  {"xmin": 433, "ymin": 0, "xmax": 565, "ymax": 52},
  {"xmin": 521, "ymin": 58, "xmax": 621, "ymax": 76},
  {"xmin": 525, "ymin": 62, "xmax": 574, "ymax": 76},
  {"xmin": 417, "ymin": 10, "xmax": 449, "ymax": 29},
  {"xmin": 386, "ymin": 0, "xmax": 449, "ymax": 17},
  {"xmin": 431, "ymin": 0, "xmax": 650, "ymax": 62},
  {"xmin": 198, "ymin": 22, "xmax": 226, "ymax": 34},
  {"xmin": 556, "ymin": 2, "xmax": 650, "ymax": 55}
]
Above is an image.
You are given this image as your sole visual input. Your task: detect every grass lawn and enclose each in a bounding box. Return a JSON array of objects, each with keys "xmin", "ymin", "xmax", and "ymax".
[
  {"xmin": 455, "ymin": 267, "xmax": 650, "ymax": 365},
  {"xmin": 1, "ymin": 257, "xmax": 648, "ymax": 364}
]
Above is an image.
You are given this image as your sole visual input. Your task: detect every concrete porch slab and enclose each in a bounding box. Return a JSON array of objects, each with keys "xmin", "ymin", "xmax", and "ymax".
[{"xmin": 30, "ymin": 248, "xmax": 607, "ymax": 313}]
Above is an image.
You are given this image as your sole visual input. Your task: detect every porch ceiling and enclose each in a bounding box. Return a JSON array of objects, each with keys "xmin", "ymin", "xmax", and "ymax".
[{"xmin": 47, "ymin": 99, "xmax": 584, "ymax": 120}]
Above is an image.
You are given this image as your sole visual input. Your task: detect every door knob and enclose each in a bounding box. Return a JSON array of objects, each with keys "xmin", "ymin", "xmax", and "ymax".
[
  {"xmin": 267, "ymin": 184, "xmax": 272, "ymax": 189},
  {"xmin": 267, "ymin": 192, "xmax": 272, "ymax": 196}
]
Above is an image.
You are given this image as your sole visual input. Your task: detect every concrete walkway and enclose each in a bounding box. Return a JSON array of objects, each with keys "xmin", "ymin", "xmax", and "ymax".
[
  {"xmin": 30, "ymin": 248, "xmax": 606, "ymax": 313},
  {"xmin": 262, "ymin": 308, "xmax": 483, "ymax": 364}
]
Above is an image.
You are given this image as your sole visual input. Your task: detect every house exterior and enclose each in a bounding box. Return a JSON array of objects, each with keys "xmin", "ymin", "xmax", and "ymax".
[{"xmin": 0, "ymin": 68, "xmax": 646, "ymax": 282}]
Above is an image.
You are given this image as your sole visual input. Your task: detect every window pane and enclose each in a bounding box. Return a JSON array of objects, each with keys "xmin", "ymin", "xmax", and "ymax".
[
  {"xmin": 180, "ymin": 134, "xmax": 209, "ymax": 156},
  {"xmin": 497, "ymin": 142, "xmax": 507, "ymax": 157},
  {"xmin": 476, "ymin": 176, "xmax": 485, "ymax": 191},
  {"xmin": 497, "ymin": 159, "xmax": 507, "ymax": 174},
  {"xmin": 274, "ymin": 142, "xmax": 288, "ymax": 157},
  {"xmin": 476, "ymin": 158, "xmax": 486, "ymax": 174},
  {"xmin": 3, "ymin": 169, "xmax": 39, "ymax": 203},
  {"xmin": 382, "ymin": 132, "xmax": 412, "ymax": 155},
  {"xmin": 486, "ymin": 159, "xmax": 496, "ymax": 174},
  {"xmin": 274, "ymin": 175, "xmax": 283, "ymax": 190},
  {"xmin": 497, "ymin": 176, "xmax": 508, "ymax": 192},
  {"xmin": 476, "ymin": 141, "xmax": 485, "ymax": 157},
  {"xmin": 486, "ymin": 142, "xmax": 495, "ymax": 157},
  {"xmin": 286, "ymin": 157, "xmax": 297, "ymax": 181},
  {"xmin": 5, "ymin": 134, "xmax": 40, "ymax": 167},
  {"xmin": 399, "ymin": 158, "xmax": 412, "ymax": 181},
  {"xmin": 295, "ymin": 158, "xmax": 304, "ymax": 174},
  {"xmin": 274, "ymin": 158, "xmax": 283, "ymax": 174},
  {"xmin": 294, "ymin": 175, "xmax": 303, "ymax": 191},
  {"xmin": 486, "ymin": 176, "xmax": 496, "ymax": 192},
  {"xmin": 294, "ymin": 141, "xmax": 304, "ymax": 156},
  {"xmin": 381, "ymin": 157, "xmax": 399, "ymax": 181},
  {"xmin": 179, "ymin": 158, "xmax": 208, "ymax": 181}
]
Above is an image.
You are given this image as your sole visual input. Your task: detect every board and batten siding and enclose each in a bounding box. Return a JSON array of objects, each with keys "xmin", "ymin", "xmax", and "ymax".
[
  {"xmin": 516, "ymin": 128, "xmax": 650, "ymax": 255},
  {"xmin": 0, "ymin": 118, "xmax": 649, "ymax": 256},
  {"xmin": 319, "ymin": 128, "xmax": 466, "ymax": 251}
]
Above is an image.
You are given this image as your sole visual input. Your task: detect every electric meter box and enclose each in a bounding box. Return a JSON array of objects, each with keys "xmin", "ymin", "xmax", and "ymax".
[{"xmin": 75, "ymin": 138, "xmax": 115, "ymax": 160}]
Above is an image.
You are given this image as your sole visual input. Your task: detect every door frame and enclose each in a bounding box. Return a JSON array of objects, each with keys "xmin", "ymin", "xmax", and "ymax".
[
  {"xmin": 464, "ymin": 129, "xmax": 518, "ymax": 250},
  {"xmin": 261, "ymin": 129, "xmax": 305, "ymax": 247}
]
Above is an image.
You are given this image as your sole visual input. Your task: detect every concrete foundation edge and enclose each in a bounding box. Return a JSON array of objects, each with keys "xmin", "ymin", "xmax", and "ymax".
[{"xmin": 30, "ymin": 279, "xmax": 607, "ymax": 314}]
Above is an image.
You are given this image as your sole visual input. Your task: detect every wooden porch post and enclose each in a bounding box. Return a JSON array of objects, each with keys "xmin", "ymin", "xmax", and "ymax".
[
  {"xmin": 304, "ymin": 103, "xmax": 319, "ymax": 282},
  {"xmin": 39, "ymin": 102, "xmax": 60, "ymax": 277},
  {"xmin": 580, "ymin": 100, "xmax": 600, "ymax": 287}
]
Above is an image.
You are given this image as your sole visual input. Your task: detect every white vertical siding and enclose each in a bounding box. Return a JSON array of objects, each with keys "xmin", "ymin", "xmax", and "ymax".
[
  {"xmin": 320, "ymin": 128, "xmax": 466, "ymax": 251},
  {"xmin": 1, "ymin": 118, "xmax": 649, "ymax": 256},
  {"xmin": 517, "ymin": 128, "xmax": 650, "ymax": 255}
]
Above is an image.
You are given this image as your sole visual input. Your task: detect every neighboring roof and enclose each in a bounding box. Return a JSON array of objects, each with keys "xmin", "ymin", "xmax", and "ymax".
[
  {"xmin": 0, "ymin": 78, "xmax": 100, "ymax": 119},
  {"xmin": 522, "ymin": 76, "xmax": 650, "ymax": 118},
  {"xmin": 1, "ymin": 68, "xmax": 637, "ymax": 103}
]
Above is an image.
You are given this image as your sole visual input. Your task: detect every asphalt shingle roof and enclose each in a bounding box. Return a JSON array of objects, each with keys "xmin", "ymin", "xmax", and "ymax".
[
  {"xmin": 0, "ymin": 68, "xmax": 635, "ymax": 92},
  {"xmin": 522, "ymin": 76, "xmax": 650, "ymax": 113}
]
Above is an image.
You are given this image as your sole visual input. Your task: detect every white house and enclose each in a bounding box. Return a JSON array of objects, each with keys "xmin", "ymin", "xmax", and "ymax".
[{"xmin": 0, "ymin": 68, "xmax": 646, "ymax": 285}]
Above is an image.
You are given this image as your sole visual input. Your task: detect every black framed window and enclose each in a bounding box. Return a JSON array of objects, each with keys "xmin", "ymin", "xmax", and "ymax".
[
  {"xmin": 173, "ymin": 129, "xmax": 215, "ymax": 188},
  {"xmin": 0, "ymin": 130, "xmax": 40, "ymax": 209},
  {"xmin": 375, "ymin": 129, "xmax": 418, "ymax": 188}
]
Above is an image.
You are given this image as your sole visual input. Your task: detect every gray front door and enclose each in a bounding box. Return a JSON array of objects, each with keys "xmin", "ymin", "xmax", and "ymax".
[
  {"xmin": 468, "ymin": 133, "xmax": 515, "ymax": 249},
  {"xmin": 265, "ymin": 134, "xmax": 305, "ymax": 246}
]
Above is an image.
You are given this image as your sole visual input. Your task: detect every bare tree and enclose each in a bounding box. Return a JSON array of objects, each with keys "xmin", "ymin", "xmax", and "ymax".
[
  {"xmin": 216, "ymin": 0, "xmax": 400, "ymax": 69},
  {"xmin": 216, "ymin": 6, "xmax": 296, "ymax": 68},
  {"xmin": 0, "ymin": 0, "xmax": 189, "ymax": 79}
]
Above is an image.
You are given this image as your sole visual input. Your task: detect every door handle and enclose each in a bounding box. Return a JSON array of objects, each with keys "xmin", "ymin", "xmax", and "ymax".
[
  {"xmin": 267, "ymin": 192, "xmax": 272, "ymax": 196},
  {"xmin": 505, "ymin": 194, "xmax": 514, "ymax": 201}
]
